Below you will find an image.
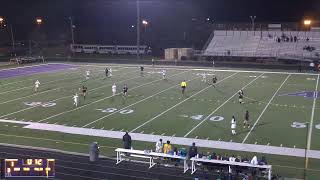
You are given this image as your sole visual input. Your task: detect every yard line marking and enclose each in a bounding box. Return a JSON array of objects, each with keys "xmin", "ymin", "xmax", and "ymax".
[
  {"xmin": 150, "ymin": 132, "xmax": 154, "ymax": 135},
  {"xmin": 82, "ymin": 71, "xmax": 194, "ymax": 127},
  {"xmin": 120, "ymin": 129, "xmax": 124, "ymax": 132},
  {"xmin": 0, "ymin": 74, "xmax": 81, "ymax": 95},
  {"xmin": 306, "ymin": 74, "xmax": 319, "ymax": 168},
  {"xmin": 242, "ymin": 74, "xmax": 291, "ymax": 143},
  {"xmin": 161, "ymin": 133, "xmax": 165, "ymax": 136},
  {"xmin": 130, "ymin": 72, "xmax": 238, "ymax": 132},
  {"xmin": 39, "ymin": 70, "xmax": 188, "ymax": 123},
  {"xmin": 140, "ymin": 131, "xmax": 144, "ymax": 134},
  {"xmin": 109, "ymin": 128, "xmax": 114, "ymax": 131},
  {"xmin": 0, "ymin": 70, "xmax": 140, "ymax": 119},
  {"xmin": 183, "ymin": 73, "xmax": 264, "ymax": 137}
]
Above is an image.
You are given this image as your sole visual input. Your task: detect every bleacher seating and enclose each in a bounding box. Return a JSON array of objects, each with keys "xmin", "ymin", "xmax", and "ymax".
[{"xmin": 204, "ymin": 30, "xmax": 320, "ymax": 59}]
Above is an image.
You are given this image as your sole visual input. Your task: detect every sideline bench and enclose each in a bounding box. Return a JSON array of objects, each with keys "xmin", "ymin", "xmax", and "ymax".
[
  {"xmin": 190, "ymin": 157, "xmax": 272, "ymax": 179},
  {"xmin": 115, "ymin": 148, "xmax": 189, "ymax": 173}
]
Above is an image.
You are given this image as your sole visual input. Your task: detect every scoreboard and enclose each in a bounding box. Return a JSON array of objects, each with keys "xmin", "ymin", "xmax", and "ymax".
[{"xmin": 4, "ymin": 159, "xmax": 55, "ymax": 177}]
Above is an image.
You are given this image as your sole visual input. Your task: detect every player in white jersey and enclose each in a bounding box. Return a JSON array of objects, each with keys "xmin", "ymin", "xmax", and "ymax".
[
  {"xmin": 85, "ymin": 70, "xmax": 90, "ymax": 80},
  {"xmin": 112, "ymin": 83, "xmax": 117, "ymax": 96},
  {"xmin": 34, "ymin": 80, "xmax": 40, "ymax": 92},
  {"xmin": 201, "ymin": 73, "xmax": 206, "ymax": 82},
  {"xmin": 231, "ymin": 116, "xmax": 236, "ymax": 135},
  {"xmin": 109, "ymin": 68, "xmax": 113, "ymax": 77},
  {"xmin": 73, "ymin": 93, "xmax": 79, "ymax": 107},
  {"xmin": 162, "ymin": 70, "xmax": 166, "ymax": 80}
]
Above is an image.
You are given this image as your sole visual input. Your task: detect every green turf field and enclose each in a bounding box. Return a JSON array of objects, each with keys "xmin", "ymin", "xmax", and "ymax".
[{"xmin": 0, "ymin": 63, "xmax": 319, "ymax": 178}]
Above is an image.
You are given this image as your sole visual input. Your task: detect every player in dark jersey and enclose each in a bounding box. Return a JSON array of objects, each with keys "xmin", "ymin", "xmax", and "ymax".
[
  {"xmin": 212, "ymin": 76, "xmax": 217, "ymax": 87},
  {"xmin": 105, "ymin": 67, "xmax": 109, "ymax": 78},
  {"xmin": 238, "ymin": 90, "xmax": 244, "ymax": 104},
  {"xmin": 140, "ymin": 66, "xmax": 144, "ymax": 77},
  {"xmin": 244, "ymin": 110, "xmax": 250, "ymax": 128},
  {"xmin": 82, "ymin": 85, "xmax": 88, "ymax": 100},
  {"xmin": 123, "ymin": 84, "xmax": 128, "ymax": 96}
]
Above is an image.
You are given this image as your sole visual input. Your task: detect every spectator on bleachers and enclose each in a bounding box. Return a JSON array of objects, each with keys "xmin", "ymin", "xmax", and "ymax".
[
  {"xmin": 229, "ymin": 155, "xmax": 236, "ymax": 162},
  {"xmin": 235, "ymin": 155, "xmax": 241, "ymax": 162},
  {"xmin": 122, "ymin": 132, "xmax": 132, "ymax": 149},
  {"xmin": 222, "ymin": 154, "xmax": 229, "ymax": 161},
  {"xmin": 163, "ymin": 140, "xmax": 172, "ymax": 154},
  {"xmin": 294, "ymin": 36, "xmax": 297, "ymax": 42},
  {"xmin": 250, "ymin": 156, "xmax": 258, "ymax": 165},
  {"xmin": 188, "ymin": 142, "xmax": 198, "ymax": 158},
  {"xmin": 259, "ymin": 156, "xmax": 268, "ymax": 165},
  {"xmin": 242, "ymin": 157, "xmax": 249, "ymax": 163},
  {"xmin": 155, "ymin": 139, "xmax": 163, "ymax": 153},
  {"xmin": 216, "ymin": 154, "xmax": 221, "ymax": 160},
  {"xmin": 211, "ymin": 152, "xmax": 217, "ymax": 160}
]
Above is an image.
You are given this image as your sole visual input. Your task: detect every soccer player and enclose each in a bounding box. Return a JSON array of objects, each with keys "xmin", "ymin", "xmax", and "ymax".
[
  {"xmin": 212, "ymin": 76, "xmax": 217, "ymax": 87},
  {"xmin": 180, "ymin": 80, "xmax": 187, "ymax": 95},
  {"xmin": 244, "ymin": 110, "xmax": 250, "ymax": 128},
  {"xmin": 73, "ymin": 93, "xmax": 79, "ymax": 107},
  {"xmin": 231, "ymin": 116, "xmax": 236, "ymax": 135},
  {"xmin": 82, "ymin": 85, "xmax": 87, "ymax": 100},
  {"xmin": 34, "ymin": 80, "xmax": 40, "ymax": 92},
  {"xmin": 85, "ymin": 70, "xmax": 90, "ymax": 80},
  {"xmin": 162, "ymin": 69, "xmax": 167, "ymax": 80},
  {"xmin": 123, "ymin": 84, "xmax": 128, "ymax": 96},
  {"xmin": 140, "ymin": 66, "xmax": 144, "ymax": 77},
  {"xmin": 112, "ymin": 83, "xmax": 117, "ymax": 96},
  {"xmin": 105, "ymin": 67, "xmax": 109, "ymax": 78},
  {"xmin": 239, "ymin": 89, "xmax": 244, "ymax": 96},
  {"xmin": 201, "ymin": 73, "xmax": 206, "ymax": 82},
  {"xmin": 238, "ymin": 91, "xmax": 244, "ymax": 104},
  {"xmin": 109, "ymin": 68, "xmax": 113, "ymax": 77}
]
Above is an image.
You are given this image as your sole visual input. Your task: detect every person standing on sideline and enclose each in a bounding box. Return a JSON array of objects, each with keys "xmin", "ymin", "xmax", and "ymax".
[
  {"xmin": 155, "ymin": 139, "xmax": 163, "ymax": 153},
  {"xmin": 122, "ymin": 132, "xmax": 132, "ymax": 149},
  {"xmin": 188, "ymin": 142, "xmax": 198, "ymax": 158},
  {"xmin": 212, "ymin": 59, "xmax": 215, "ymax": 68},
  {"xmin": 231, "ymin": 116, "xmax": 236, "ymax": 135},
  {"xmin": 152, "ymin": 59, "xmax": 155, "ymax": 67}
]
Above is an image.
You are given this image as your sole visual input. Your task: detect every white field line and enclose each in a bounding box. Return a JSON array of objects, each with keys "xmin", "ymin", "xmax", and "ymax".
[
  {"xmin": 82, "ymin": 71, "xmax": 195, "ymax": 127},
  {"xmin": 242, "ymin": 74, "xmax": 291, "ymax": 143},
  {"xmin": 130, "ymin": 72, "xmax": 238, "ymax": 133},
  {"xmin": 307, "ymin": 75, "xmax": 320, "ymax": 152},
  {"xmin": 0, "ymin": 70, "xmax": 140, "ymax": 119},
  {"xmin": 0, "ymin": 63, "xmax": 48, "ymax": 71},
  {"xmin": 65, "ymin": 62, "xmax": 320, "ymax": 76},
  {"xmin": 0, "ymin": 66, "xmax": 131, "ymax": 104},
  {"xmin": 0, "ymin": 64, "xmax": 114, "ymax": 93},
  {"xmin": 183, "ymin": 73, "xmax": 264, "ymax": 137},
  {"xmin": 38, "ymin": 70, "xmax": 189, "ymax": 123}
]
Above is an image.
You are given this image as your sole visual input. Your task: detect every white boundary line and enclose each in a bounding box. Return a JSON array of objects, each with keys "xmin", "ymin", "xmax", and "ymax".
[
  {"xmin": 242, "ymin": 74, "xmax": 291, "ymax": 143},
  {"xmin": 130, "ymin": 72, "xmax": 238, "ymax": 132},
  {"xmin": 83, "ymin": 71, "xmax": 195, "ymax": 127},
  {"xmin": 38, "ymin": 70, "xmax": 189, "ymax": 123},
  {"xmin": 50, "ymin": 62, "xmax": 320, "ymax": 76},
  {"xmin": 0, "ymin": 63, "xmax": 49, "ymax": 71},
  {"xmin": 184, "ymin": 73, "xmax": 264, "ymax": 137},
  {"xmin": 0, "ymin": 69, "xmax": 140, "ymax": 119},
  {"xmin": 306, "ymin": 74, "xmax": 320, "ymax": 162}
]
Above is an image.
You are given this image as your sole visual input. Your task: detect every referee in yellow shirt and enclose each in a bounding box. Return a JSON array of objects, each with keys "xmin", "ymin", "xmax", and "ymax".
[{"xmin": 180, "ymin": 80, "xmax": 187, "ymax": 95}]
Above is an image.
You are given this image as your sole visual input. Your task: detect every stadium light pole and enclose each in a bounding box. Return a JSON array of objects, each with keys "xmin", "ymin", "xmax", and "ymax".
[
  {"xmin": 136, "ymin": 0, "xmax": 141, "ymax": 60},
  {"xmin": 142, "ymin": 20, "xmax": 148, "ymax": 32},
  {"xmin": 69, "ymin": 17, "xmax": 75, "ymax": 45}
]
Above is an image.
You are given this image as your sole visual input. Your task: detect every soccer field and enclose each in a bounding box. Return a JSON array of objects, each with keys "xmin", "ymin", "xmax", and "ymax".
[{"xmin": 0, "ymin": 63, "xmax": 320, "ymax": 178}]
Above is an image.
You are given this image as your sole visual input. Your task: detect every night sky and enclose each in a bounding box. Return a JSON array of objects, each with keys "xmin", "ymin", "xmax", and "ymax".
[{"xmin": 0, "ymin": 0, "xmax": 319, "ymax": 47}]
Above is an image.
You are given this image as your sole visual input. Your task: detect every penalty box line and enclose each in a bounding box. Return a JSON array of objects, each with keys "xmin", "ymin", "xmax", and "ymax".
[
  {"xmin": 130, "ymin": 72, "xmax": 238, "ymax": 133},
  {"xmin": 82, "ymin": 70, "xmax": 196, "ymax": 127},
  {"xmin": 0, "ymin": 69, "xmax": 140, "ymax": 119},
  {"xmin": 37, "ymin": 70, "xmax": 190, "ymax": 123},
  {"xmin": 242, "ymin": 74, "xmax": 291, "ymax": 143},
  {"xmin": 184, "ymin": 73, "xmax": 265, "ymax": 138}
]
